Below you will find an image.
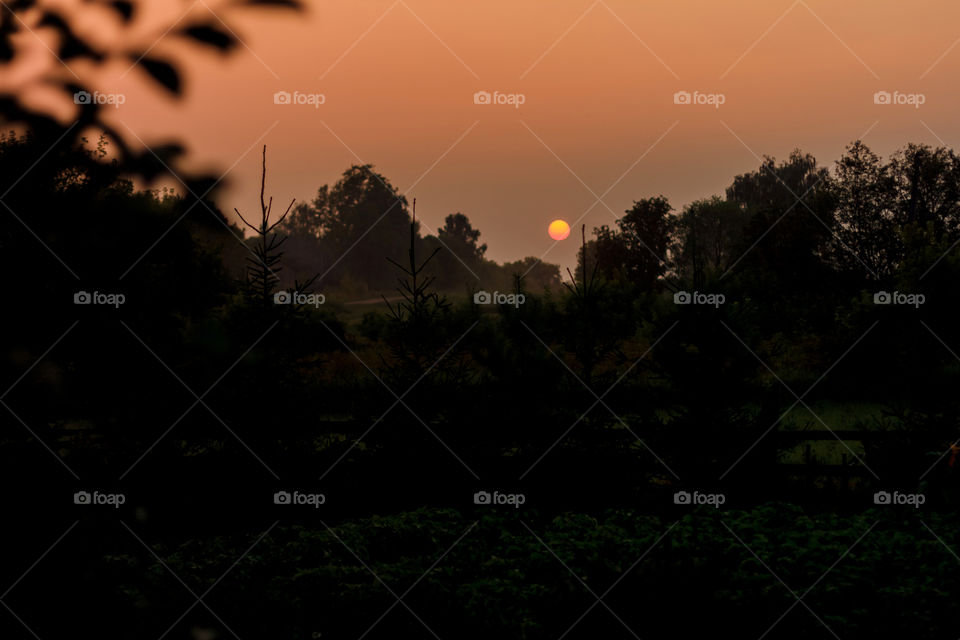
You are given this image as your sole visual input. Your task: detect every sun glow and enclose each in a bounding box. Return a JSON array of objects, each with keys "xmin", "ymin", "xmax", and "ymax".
[{"xmin": 548, "ymin": 219, "xmax": 570, "ymax": 241}]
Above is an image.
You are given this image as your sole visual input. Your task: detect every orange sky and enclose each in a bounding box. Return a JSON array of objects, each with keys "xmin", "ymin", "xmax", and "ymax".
[{"xmin": 13, "ymin": 0, "xmax": 960, "ymax": 272}]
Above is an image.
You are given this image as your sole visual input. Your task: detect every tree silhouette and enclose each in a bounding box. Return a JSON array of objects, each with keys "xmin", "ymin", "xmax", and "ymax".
[
  {"xmin": 381, "ymin": 199, "xmax": 453, "ymax": 382},
  {"xmin": 235, "ymin": 146, "xmax": 294, "ymax": 309}
]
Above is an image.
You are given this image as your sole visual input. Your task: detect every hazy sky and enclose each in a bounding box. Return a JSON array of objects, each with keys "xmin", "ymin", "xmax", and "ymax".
[{"xmin": 19, "ymin": 0, "xmax": 960, "ymax": 272}]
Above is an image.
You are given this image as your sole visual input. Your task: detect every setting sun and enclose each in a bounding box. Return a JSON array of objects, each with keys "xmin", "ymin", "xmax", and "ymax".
[{"xmin": 548, "ymin": 219, "xmax": 571, "ymax": 241}]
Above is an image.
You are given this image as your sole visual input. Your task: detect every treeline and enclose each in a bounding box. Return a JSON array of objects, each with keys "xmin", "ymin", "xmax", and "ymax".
[
  {"xmin": 273, "ymin": 163, "xmax": 561, "ymax": 295},
  {"xmin": 584, "ymin": 141, "xmax": 960, "ymax": 295}
]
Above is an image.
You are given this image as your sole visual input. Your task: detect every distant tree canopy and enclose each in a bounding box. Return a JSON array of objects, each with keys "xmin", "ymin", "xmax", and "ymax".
[
  {"xmin": 672, "ymin": 196, "xmax": 747, "ymax": 288},
  {"xmin": 830, "ymin": 141, "xmax": 898, "ymax": 277},
  {"xmin": 279, "ymin": 164, "xmax": 413, "ymax": 289},
  {"xmin": 576, "ymin": 196, "xmax": 673, "ymax": 287},
  {"xmin": 278, "ymin": 165, "xmax": 561, "ymax": 295},
  {"xmin": 581, "ymin": 141, "xmax": 960, "ymax": 298},
  {"xmin": 438, "ymin": 213, "xmax": 487, "ymax": 262}
]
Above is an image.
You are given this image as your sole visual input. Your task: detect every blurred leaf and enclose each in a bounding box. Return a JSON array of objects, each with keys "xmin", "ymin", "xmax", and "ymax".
[
  {"xmin": 60, "ymin": 33, "xmax": 102, "ymax": 61},
  {"xmin": 0, "ymin": 37, "xmax": 13, "ymax": 63},
  {"xmin": 179, "ymin": 24, "xmax": 236, "ymax": 52},
  {"xmin": 135, "ymin": 57, "xmax": 180, "ymax": 95},
  {"xmin": 108, "ymin": 1, "xmax": 135, "ymax": 22},
  {"xmin": 37, "ymin": 11, "xmax": 68, "ymax": 30},
  {"xmin": 0, "ymin": 11, "xmax": 15, "ymax": 62},
  {"xmin": 130, "ymin": 143, "xmax": 186, "ymax": 181},
  {"xmin": 38, "ymin": 11, "xmax": 102, "ymax": 61}
]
